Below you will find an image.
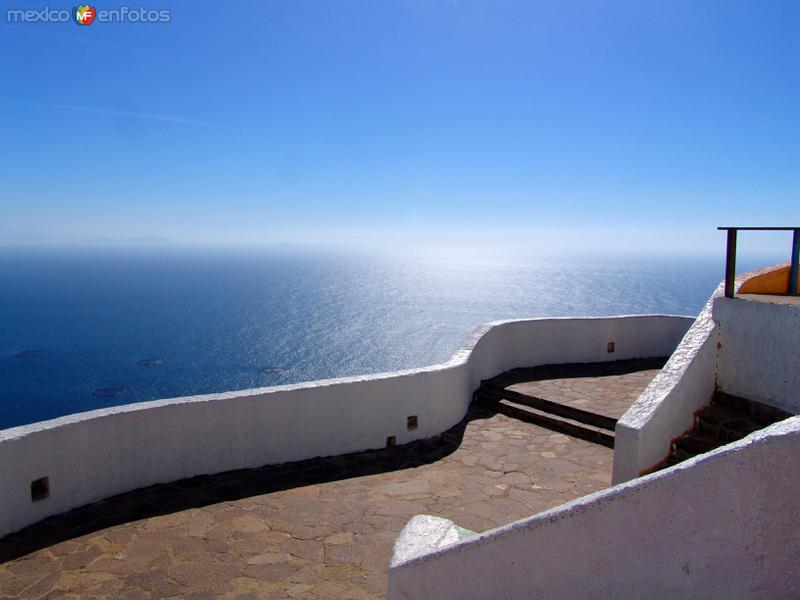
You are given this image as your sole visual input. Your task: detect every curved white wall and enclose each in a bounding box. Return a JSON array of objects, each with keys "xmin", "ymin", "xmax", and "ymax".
[
  {"xmin": 389, "ymin": 417, "xmax": 800, "ymax": 600},
  {"xmin": 0, "ymin": 315, "xmax": 692, "ymax": 538}
]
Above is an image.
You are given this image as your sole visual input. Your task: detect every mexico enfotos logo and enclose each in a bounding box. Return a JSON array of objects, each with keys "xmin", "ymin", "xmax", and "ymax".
[
  {"xmin": 7, "ymin": 5, "xmax": 171, "ymax": 24},
  {"xmin": 74, "ymin": 5, "xmax": 95, "ymax": 24}
]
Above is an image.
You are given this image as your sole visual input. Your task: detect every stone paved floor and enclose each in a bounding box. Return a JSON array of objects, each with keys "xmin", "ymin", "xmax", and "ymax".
[
  {"xmin": 499, "ymin": 358, "xmax": 666, "ymax": 420},
  {"xmin": 0, "ymin": 363, "xmax": 661, "ymax": 600}
]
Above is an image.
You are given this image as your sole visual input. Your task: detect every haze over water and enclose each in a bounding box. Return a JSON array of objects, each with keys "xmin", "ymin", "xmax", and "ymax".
[
  {"xmin": 0, "ymin": 246, "xmax": 780, "ymax": 429},
  {"xmin": 3, "ymin": 2, "xmax": 797, "ymax": 429}
]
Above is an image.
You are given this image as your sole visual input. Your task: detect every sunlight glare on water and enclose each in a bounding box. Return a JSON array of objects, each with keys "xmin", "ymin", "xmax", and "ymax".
[{"xmin": 0, "ymin": 246, "xmax": 777, "ymax": 428}]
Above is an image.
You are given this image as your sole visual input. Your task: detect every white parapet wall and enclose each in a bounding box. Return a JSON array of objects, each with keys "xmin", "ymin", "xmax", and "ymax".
[
  {"xmin": 612, "ymin": 292, "xmax": 719, "ymax": 483},
  {"xmin": 614, "ymin": 281, "xmax": 800, "ymax": 483},
  {"xmin": 0, "ymin": 315, "xmax": 692, "ymax": 538},
  {"xmin": 388, "ymin": 417, "xmax": 800, "ymax": 600},
  {"xmin": 714, "ymin": 297, "xmax": 800, "ymax": 414}
]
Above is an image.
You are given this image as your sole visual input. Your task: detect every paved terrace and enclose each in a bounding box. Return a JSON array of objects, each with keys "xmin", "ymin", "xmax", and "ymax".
[{"xmin": 0, "ymin": 359, "xmax": 664, "ymax": 599}]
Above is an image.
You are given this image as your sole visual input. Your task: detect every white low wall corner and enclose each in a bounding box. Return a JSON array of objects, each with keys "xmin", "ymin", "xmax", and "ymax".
[
  {"xmin": 388, "ymin": 417, "xmax": 800, "ymax": 600},
  {"xmin": 390, "ymin": 515, "xmax": 475, "ymax": 570},
  {"xmin": 613, "ymin": 290, "xmax": 720, "ymax": 483}
]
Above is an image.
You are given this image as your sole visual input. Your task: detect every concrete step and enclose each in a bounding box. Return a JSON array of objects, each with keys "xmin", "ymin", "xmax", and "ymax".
[
  {"xmin": 645, "ymin": 391, "xmax": 793, "ymax": 476},
  {"xmin": 672, "ymin": 432, "xmax": 719, "ymax": 461},
  {"xmin": 713, "ymin": 391, "xmax": 792, "ymax": 426},
  {"xmin": 474, "ymin": 390, "xmax": 615, "ymax": 449},
  {"xmin": 694, "ymin": 405, "xmax": 761, "ymax": 442},
  {"xmin": 479, "ymin": 383, "xmax": 618, "ymax": 431}
]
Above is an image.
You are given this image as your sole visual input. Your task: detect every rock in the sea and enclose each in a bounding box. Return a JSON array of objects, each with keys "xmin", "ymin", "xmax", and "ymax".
[
  {"xmin": 258, "ymin": 366, "xmax": 291, "ymax": 375},
  {"xmin": 136, "ymin": 358, "xmax": 163, "ymax": 366}
]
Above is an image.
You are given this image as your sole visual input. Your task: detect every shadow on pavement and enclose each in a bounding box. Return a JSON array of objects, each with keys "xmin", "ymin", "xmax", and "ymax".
[{"xmin": 0, "ymin": 404, "xmax": 495, "ymax": 563}]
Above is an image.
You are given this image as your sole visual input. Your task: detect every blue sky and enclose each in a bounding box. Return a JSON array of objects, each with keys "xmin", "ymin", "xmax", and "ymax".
[{"xmin": 1, "ymin": 1, "xmax": 798, "ymax": 254}]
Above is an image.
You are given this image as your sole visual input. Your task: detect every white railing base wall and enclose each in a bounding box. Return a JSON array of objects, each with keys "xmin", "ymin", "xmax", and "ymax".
[
  {"xmin": 0, "ymin": 315, "xmax": 692, "ymax": 538},
  {"xmin": 388, "ymin": 417, "xmax": 800, "ymax": 600},
  {"xmin": 614, "ymin": 281, "xmax": 800, "ymax": 483},
  {"xmin": 613, "ymin": 287, "xmax": 720, "ymax": 483},
  {"xmin": 714, "ymin": 297, "xmax": 800, "ymax": 414}
]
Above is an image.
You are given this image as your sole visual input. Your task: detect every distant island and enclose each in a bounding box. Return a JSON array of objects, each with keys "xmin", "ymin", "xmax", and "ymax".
[{"xmin": 136, "ymin": 358, "xmax": 163, "ymax": 366}]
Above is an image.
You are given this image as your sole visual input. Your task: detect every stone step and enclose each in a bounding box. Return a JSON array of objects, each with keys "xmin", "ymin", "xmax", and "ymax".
[
  {"xmin": 479, "ymin": 383, "xmax": 618, "ymax": 431},
  {"xmin": 694, "ymin": 406, "xmax": 761, "ymax": 443},
  {"xmin": 645, "ymin": 391, "xmax": 794, "ymax": 476},
  {"xmin": 474, "ymin": 391, "xmax": 615, "ymax": 449},
  {"xmin": 713, "ymin": 391, "xmax": 793, "ymax": 425},
  {"xmin": 671, "ymin": 432, "xmax": 719, "ymax": 461}
]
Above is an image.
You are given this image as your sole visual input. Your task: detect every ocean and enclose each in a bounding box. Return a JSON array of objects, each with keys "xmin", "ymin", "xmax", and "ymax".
[{"xmin": 0, "ymin": 246, "xmax": 767, "ymax": 429}]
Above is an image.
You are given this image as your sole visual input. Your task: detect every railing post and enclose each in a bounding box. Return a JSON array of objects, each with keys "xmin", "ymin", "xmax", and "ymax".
[
  {"xmin": 790, "ymin": 229, "xmax": 800, "ymax": 295},
  {"xmin": 724, "ymin": 229, "xmax": 737, "ymax": 298}
]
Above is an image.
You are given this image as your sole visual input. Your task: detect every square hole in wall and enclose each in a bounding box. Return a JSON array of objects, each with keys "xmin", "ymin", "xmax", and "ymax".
[
  {"xmin": 31, "ymin": 477, "xmax": 49, "ymax": 502},
  {"xmin": 607, "ymin": 341, "xmax": 615, "ymax": 353},
  {"xmin": 407, "ymin": 415, "xmax": 418, "ymax": 430},
  {"xmin": 386, "ymin": 435, "xmax": 397, "ymax": 448}
]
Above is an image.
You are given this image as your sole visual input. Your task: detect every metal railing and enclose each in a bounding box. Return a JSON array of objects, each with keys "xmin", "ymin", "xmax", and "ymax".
[{"xmin": 718, "ymin": 227, "xmax": 800, "ymax": 298}]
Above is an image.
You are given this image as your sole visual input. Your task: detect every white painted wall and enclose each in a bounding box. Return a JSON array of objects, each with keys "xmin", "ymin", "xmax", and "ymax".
[
  {"xmin": 613, "ymin": 289, "xmax": 720, "ymax": 483},
  {"xmin": 714, "ymin": 297, "xmax": 800, "ymax": 414},
  {"xmin": 0, "ymin": 315, "xmax": 691, "ymax": 538},
  {"xmin": 389, "ymin": 417, "xmax": 800, "ymax": 600}
]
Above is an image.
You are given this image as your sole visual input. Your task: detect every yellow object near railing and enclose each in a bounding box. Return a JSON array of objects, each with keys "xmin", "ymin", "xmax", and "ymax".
[
  {"xmin": 718, "ymin": 227, "xmax": 800, "ymax": 298},
  {"xmin": 738, "ymin": 263, "xmax": 800, "ymax": 295}
]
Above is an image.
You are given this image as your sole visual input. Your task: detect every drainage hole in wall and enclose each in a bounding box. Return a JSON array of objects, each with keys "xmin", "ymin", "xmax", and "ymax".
[
  {"xmin": 386, "ymin": 435, "xmax": 397, "ymax": 448},
  {"xmin": 31, "ymin": 477, "xmax": 49, "ymax": 502},
  {"xmin": 607, "ymin": 341, "xmax": 615, "ymax": 353},
  {"xmin": 407, "ymin": 415, "xmax": 418, "ymax": 430}
]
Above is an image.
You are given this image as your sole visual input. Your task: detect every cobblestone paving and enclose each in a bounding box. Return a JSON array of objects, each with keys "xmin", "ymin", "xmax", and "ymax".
[{"xmin": 0, "ymin": 364, "xmax": 661, "ymax": 599}]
